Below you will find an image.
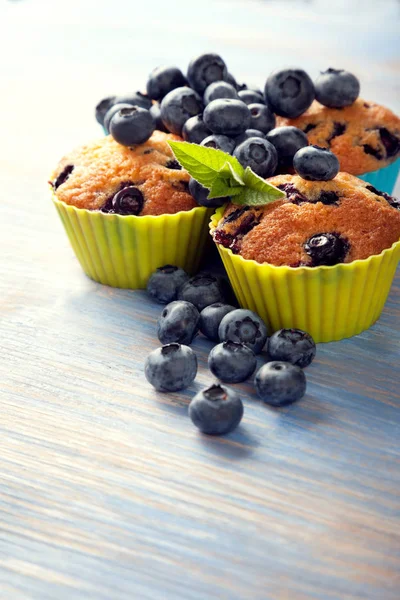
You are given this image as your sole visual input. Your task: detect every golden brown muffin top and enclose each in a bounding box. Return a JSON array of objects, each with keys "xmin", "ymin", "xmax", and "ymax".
[
  {"xmin": 212, "ymin": 172, "xmax": 400, "ymax": 267},
  {"xmin": 278, "ymin": 98, "xmax": 400, "ymax": 175},
  {"xmin": 51, "ymin": 131, "xmax": 197, "ymax": 216}
]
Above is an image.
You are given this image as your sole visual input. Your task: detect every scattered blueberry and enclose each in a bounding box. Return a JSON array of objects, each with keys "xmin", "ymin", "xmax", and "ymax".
[
  {"xmin": 187, "ymin": 53, "xmax": 228, "ymax": 94},
  {"xmin": 203, "ymin": 81, "xmax": 238, "ymax": 104},
  {"xmin": 103, "ymin": 102, "xmax": 134, "ymax": 133},
  {"xmin": 248, "ymin": 103, "xmax": 276, "ymax": 134},
  {"xmin": 218, "ymin": 308, "xmax": 268, "ymax": 354},
  {"xmin": 182, "ymin": 115, "xmax": 211, "ymax": 144},
  {"xmin": 304, "ymin": 232, "xmax": 349, "ymax": 266},
  {"xmin": 147, "ymin": 265, "xmax": 189, "ymax": 304},
  {"xmin": 199, "ymin": 303, "xmax": 236, "ymax": 342},
  {"xmin": 103, "ymin": 185, "xmax": 144, "ymax": 215},
  {"xmin": 146, "ymin": 66, "xmax": 188, "ymax": 101},
  {"xmin": 110, "ymin": 106, "xmax": 155, "ymax": 146},
  {"xmin": 233, "ymin": 137, "xmax": 278, "ymax": 178},
  {"xmin": 266, "ymin": 126, "xmax": 308, "ymax": 168},
  {"xmin": 157, "ymin": 301, "xmax": 200, "ymax": 345},
  {"xmin": 265, "ymin": 68, "xmax": 315, "ymax": 118},
  {"xmin": 115, "ymin": 92, "xmax": 152, "ymax": 110},
  {"xmin": 201, "ymin": 134, "xmax": 236, "ymax": 154},
  {"xmin": 203, "ymin": 99, "xmax": 251, "ymax": 137},
  {"xmin": 226, "ymin": 72, "xmax": 238, "ymax": 89},
  {"xmin": 315, "ymin": 68, "xmax": 360, "ymax": 108},
  {"xmin": 95, "ymin": 96, "xmax": 117, "ymax": 126},
  {"xmin": 268, "ymin": 329, "xmax": 316, "ymax": 368},
  {"xmin": 327, "ymin": 122, "xmax": 346, "ymax": 143},
  {"xmin": 53, "ymin": 165, "xmax": 74, "ymax": 189},
  {"xmin": 160, "ymin": 87, "xmax": 203, "ymax": 135},
  {"xmin": 188, "ymin": 178, "xmax": 228, "ymax": 208},
  {"xmin": 150, "ymin": 103, "xmax": 168, "ymax": 132},
  {"xmin": 235, "ymin": 129, "xmax": 265, "ymax": 146},
  {"xmin": 189, "ymin": 384, "xmax": 243, "ymax": 435},
  {"xmin": 145, "ymin": 343, "xmax": 197, "ymax": 392},
  {"xmin": 379, "ymin": 127, "xmax": 400, "ymax": 158},
  {"xmin": 208, "ymin": 341, "xmax": 257, "ymax": 383},
  {"xmin": 178, "ymin": 273, "xmax": 225, "ymax": 311},
  {"xmin": 238, "ymin": 89, "xmax": 265, "ymax": 105},
  {"xmin": 293, "ymin": 145, "xmax": 339, "ymax": 181},
  {"xmin": 255, "ymin": 361, "xmax": 306, "ymax": 407}
]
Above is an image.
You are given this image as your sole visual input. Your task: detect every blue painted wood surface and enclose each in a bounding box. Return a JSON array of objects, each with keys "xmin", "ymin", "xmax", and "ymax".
[{"xmin": 0, "ymin": 1, "xmax": 399, "ymax": 598}]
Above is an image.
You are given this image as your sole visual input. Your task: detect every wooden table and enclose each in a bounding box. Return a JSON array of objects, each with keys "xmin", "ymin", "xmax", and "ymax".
[{"xmin": 1, "ymin": 1, "xmax": 399, "ymax": 598}]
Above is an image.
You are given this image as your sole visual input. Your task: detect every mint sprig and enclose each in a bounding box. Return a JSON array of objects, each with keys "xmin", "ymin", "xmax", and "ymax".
[{"xmin": 168, "ymin": 141, "xmax": 285, "ymax": 207}]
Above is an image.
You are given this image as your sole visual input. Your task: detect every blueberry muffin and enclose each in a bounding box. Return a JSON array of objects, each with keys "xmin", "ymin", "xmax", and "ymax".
[
  {"xmin": 212, "ymin": 172, "xmax": 400, "ymax": 267},
  {"xmin": 51, "ymin": 130, "xmax": 196, "ymax": 215},
  {"xmin": 278, "ymin": 98, "xmax": 400, "ymax": 176}
]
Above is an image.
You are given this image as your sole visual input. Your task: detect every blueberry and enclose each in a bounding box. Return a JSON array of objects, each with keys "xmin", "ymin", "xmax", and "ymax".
[
  {"xmin": 145, "ymin": 343, "xmax": 197, "ymax": 392},
  {"xmin": 103, "ymin": 102, "xmax": 134, "ymax": 133},
  {"xmin": 248, "ymin": 103, "xmax": 276, "ymax": 134},
  {"xmin": 208, "ymin": 341, "xmax": 257, "ymax": 383},
  {"xmin": 304, "ymin": 232, "xmax": 349, "ymax": 266},
  {"xmin": 199, "ymin": 303, "xmax": 236, "ymax": 341},
  {"xmin": 268, "ymin": 329, "xmax": 316, "ymax": 368},
  {"xmin": 157, "ymin": 301, "xmax": 200, "ymax": 345},
  {"xmin": 146, "ymin": 66, "xmax": 188, "ymax": 101},
  {"xmin": 178, "ymin": 273, "xmax": 225, "ymax": 311},
  {"xmin": 147, "ymin": 265, "xmax": 189, "ymax": 304},
  {"xmin": 293, "ymin": 145, "xmax": 339, "ymax": 181},
  {"xmin": 150, "ymin": 103, "xmax": 168, "ymax": 132},
  {"xmin": 203, "ymin": 99, "xmax": 251, "ymax": 137},
  {"xmin": 189, "ymin": 384, "xmax": 243, "ymax": 435},
  {"xmin": 110, "ymin": 106, "xmax": 155, "ymax": 146},
  {"xmin": 235, "ymin": 129, "xmax": 265, "ymax": 146},
  {"xmin": 203, "ymin": 81, "xmax": 238, "ymax": 105},
  {"xmin": 233, "ymin": 137, "xmax": 278, "ymax": 178},
  {"xmin": 95, "ymin": 95, "xmax": 117, "ymax": 126},
  {"xmin": 53, "ymin": 165, "xmax": 74, "ymax": 189},
  {"xmin": 255, "ymin": 361, "xmax": 306, "ymax": 407},
  {"xmin": 188, "ymin": 178, "xmax": 228, "ymax": 208},
  {"xmin": 102, "ymin": 185, "xmax": 144, "ymax": 215},
  {"xmin": 200, "ymin": 134, "xmax": 236, "ymax": 154},
  {"xmin": 218, "ymin": 308, "xmax": 268, "ymax": 354},
  {"xmin": 315, "ymin": 68, "xmax": 360, "ymax": 108},
  {"xmin": 238, "ymin": 89, "xmax": 265, "ymax": 105},
  {"xmin": 115, "ymin": 92, "xmax": 152, "ymax": 110},
  {"xmin": 265, "ymin": 68, "xmax": 315, "ymax": 118},
  {"xmin": 187, "ymin": 53, "xmax": 228, "ymax": 94},
  {"xmin": 226, "ymin": 72, "xmax": 238, "ymax": 89},
  {"xmin": 160, "ymin": 87, "xmax": 203, "ymax": 135},
  {"xmin": 266, "ymin": 126, "xmax": 308, "ymax": 168},
  {"xmin": 182, "ymin": 115, "xmax": 211, "ymax": 144}
]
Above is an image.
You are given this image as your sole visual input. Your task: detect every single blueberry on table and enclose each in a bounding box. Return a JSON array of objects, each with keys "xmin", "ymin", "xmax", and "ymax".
[
  {"xmin": 187, "ymin": 53, "xmax": 228, "ymax": 94},
  {"xmin": 189, "ymin": 384, "xmax": 244, "ymax": 435},
  {"xmin": 182, "ymin": 115, "xmax": 211, "ymax": 144},
  {"xmin": 235, "ymin": 129, "xmax": 265, "ymax": 146},
  {"xmin": 178, "ymin": 273, "xmax": 225, "ymax": 311},
  {"xmin": 255, "ymin": 361, "xmax": 306, "ymax": 407},
  {"xmin": 238, "ymin": 89, "xmax": 265, "ymax": 105},
  {"xmin": 103, "ymin": 102, "xmax": 134, "ymax": 133},
  {"xmin": 233, "ymin": 137, "xmax": 278, "ymax": 178},
  {"xmin": 110, "ymin": 106, "xmax": 155, "ymax": 146},
  {"xmin": 145, "ymin": 343, "xmax": 197, "ymax": 392},
  {"xmin": 115, "ymin": 92, "xmax": 152, "ymax": 110},
  {"xmin": 208, "ymin": 341, "xmax": 257, "ymax": 383},
  {"xmin": 203, "ymin": 81, "xmax": 238, "ymax": 104},
  {"xmin": 95, "ymin": 96, "xmax": 117, "ymax": 126},
  {"xmin": 248, "ymin": 103, "xmax": 276, "ymax": 134},
  {"xmin": 150, "ymin": 103, "xmax": 168, "ymax": 133},
  {"xmin": 266, "ymin": 126, "xmax": 308, "ymax": 168},
  {"xmin": 293, "ymin": 145, "xmax": 340, "ymax": 181},
  {"xmin": 157, "ymin": 300, "xmax": 200, "ymax": 345},
  {"xmin": 218, "ymin": 308, "xmax": 268, "ymax": 354},
  {"xmin": 201, "ymin": 134, "xmax": 236, "ymax": 154},
  {"xmin": 188, "ymin": 178, "xmax": 228, "ymax": 208},
  {"xmin": 160, "ymin": 87, "xmax": 203, "ymax": 135},
  {"xmin": 146, "ymin": 265, "xmax": 189, "ymax": 304},
  {"xmin": 304, "ymin": 232, "xmax": 349, "ymax": 266},
  {"xmin": 315, "ymin": 68, "xmax": 360, "ymax": 108},
  {"xmin": 265, "ymin": 68, "xmax": 315, "ymax": 118},
  {"xmin": 146, "ymin": 66, "xmax": 188, "ymax": 101},
  {"xmin": 199, "ymin": 303, "xmax": 236, "ymax": 342},
  {"xmin": 268, "ymin": 329, "xmax": 316, "ymax": 368},
  {"xmin": 203, "ymin": 98, "xmax": 251, "ymax": 137}
]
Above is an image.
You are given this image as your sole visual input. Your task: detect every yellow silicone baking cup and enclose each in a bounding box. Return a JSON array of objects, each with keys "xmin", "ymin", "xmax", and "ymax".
[
  {"xmin": 210, "ymin": 207, "xmax": 400, "ymax": 343},
  {"xmin": 52, "ymin": 192, "xmax": 212, "ymax": 289}
]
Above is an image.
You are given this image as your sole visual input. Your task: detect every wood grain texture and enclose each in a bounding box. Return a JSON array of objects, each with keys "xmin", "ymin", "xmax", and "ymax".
[{"xmin": 1, "ymin": 1, "xmax": 400, "ymax": 599}]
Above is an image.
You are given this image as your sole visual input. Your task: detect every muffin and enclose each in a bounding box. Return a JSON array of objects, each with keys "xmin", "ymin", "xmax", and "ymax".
[
  {"xmin": 210, "ymin": 173, "xmax": 400, "ymax": 342},
  {"xmin": 278, "ymin": 99, "xmax": 400, "ymax": 193},
  {"xmin": 51, "ymin": 131, "xmax": 212, "ymax": 288}
]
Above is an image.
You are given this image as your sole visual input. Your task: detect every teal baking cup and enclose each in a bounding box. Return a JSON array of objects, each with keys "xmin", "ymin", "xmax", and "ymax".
[{"xmin": 358, "ymin": 157, "xmax": 400, "ymax": 195}]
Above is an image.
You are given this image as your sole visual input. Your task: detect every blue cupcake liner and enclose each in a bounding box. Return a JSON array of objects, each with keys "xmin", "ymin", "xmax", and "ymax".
[{"xmin": 358, "ymin": 157, "xmax": 400, "ymax": 195}]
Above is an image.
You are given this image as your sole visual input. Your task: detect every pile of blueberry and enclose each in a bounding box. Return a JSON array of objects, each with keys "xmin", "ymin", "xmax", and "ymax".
[
  {"xmin": 96, "ymin": 56, "xmax": 360, "ymax": 192},
  {"xmin": 144, "ymin": 265, "xmax": 316, "ymax": 436}
]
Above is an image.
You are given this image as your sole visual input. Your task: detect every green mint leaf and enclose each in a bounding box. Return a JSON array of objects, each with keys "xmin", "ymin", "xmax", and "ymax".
[
  {"xmin": 242, "ymin": 167, "xmax": 286, "ymax": 201},
  {"xmin": 207, "ymin": 178, "xmax": 244, "ymax": 199},
  {"xmin": 168, "ymin": 141, "xmax": 244, "ymax": 188},
  {"xmin": 219, "ymin": 161, "xmax": 245, "ymax": 186},
  {"xmin": 232, "ymin": 188, "xmax": 280, "ymax": 207}
]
